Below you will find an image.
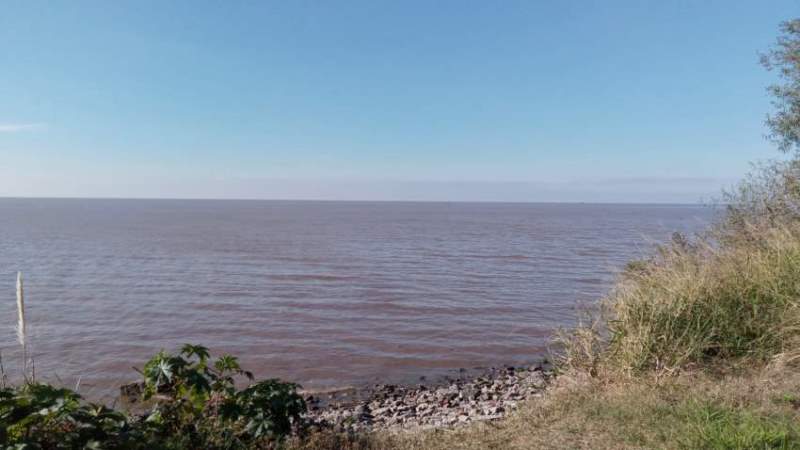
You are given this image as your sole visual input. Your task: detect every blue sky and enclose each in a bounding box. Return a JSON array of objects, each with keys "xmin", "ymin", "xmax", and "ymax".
[{"xmin": 0, "ymin": 1, "xmax": 797, "ymax": 202}]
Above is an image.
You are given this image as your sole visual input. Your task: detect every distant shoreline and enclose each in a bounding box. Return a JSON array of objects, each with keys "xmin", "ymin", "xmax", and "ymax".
[{"xmin": 0, "ymin": 196, "xmax": 713, "ymax": 206}]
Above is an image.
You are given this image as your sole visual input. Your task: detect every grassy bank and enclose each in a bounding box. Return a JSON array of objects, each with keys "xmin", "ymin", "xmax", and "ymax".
[{"xmin": 562, "ymin": 220, "xmax": 800, "ymax": 377}]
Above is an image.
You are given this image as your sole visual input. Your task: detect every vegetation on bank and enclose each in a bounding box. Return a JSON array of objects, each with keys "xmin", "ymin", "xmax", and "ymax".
[
  {"xmin": 7, "ymin": 17, "xmax": 800, "ymax": 450},
  {"xmin": 1, "ymin": 345, "xmax": 307, "ymax": 448},
  {"xmin": 560, "ymin": 218, "xmax": 800, "ymax": 377}
]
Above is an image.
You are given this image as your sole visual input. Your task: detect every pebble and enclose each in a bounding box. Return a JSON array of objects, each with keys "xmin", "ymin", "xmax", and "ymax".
[{"xmin": 305, "ymin": 364, "xmax": 551, "ymax": 432}]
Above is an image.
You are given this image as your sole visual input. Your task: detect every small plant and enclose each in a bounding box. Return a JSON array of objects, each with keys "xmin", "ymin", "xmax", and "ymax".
[
  {"xmin": 142, "ymin": 343, "xmax": 253, "ymax": 403},
  {"xmin": 141, "ymin": 344, "xmax": 307, "ymax": 448}
]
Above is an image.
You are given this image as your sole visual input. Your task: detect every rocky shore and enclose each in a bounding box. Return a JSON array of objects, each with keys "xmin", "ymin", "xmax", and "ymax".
[{"xmin": 304, "ymin": 364, "xmax": 552, "ymax": 432}]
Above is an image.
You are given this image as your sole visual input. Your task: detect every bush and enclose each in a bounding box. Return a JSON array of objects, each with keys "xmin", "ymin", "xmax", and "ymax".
[
  {"xmin": 0, "ymin": 383, "xmax": 128, "ymax": 448},
  {"xmin": 719, "ymin": 159, "xmax": 800, "ymax": 240},
  {"xmin": 615, "ymin": 224, "xmax": 800, "ymax": 371},
  {"xmin": 0, "ymin": 345, "xmax": 306, "ymax": 449},
  {"xmin": 555, "ymin": 156, "xmax": 800, "ymax": 376},
  {"xmin": 559, "ymin": 220, "xmax": 800, "ymax": 376}
]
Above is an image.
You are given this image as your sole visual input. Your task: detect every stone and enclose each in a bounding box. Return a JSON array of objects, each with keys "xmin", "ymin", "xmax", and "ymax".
[
  {"xmin": 120, "ymin": 382, "xmax": 143, "ymax": 402},
  {"xmin": 302, "ymin": 363, "xmax": 553, "ymax": 432}
]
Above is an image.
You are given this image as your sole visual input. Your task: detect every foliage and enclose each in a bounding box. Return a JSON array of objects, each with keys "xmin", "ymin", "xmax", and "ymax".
[
  {"xmin": 0, "ymin": 383, "xmax": 128, "ymax": 449},
  {"xmin": 762, "ymin": 19, "xmax": 800, "ymax": 154},
  {"xmin": 141, "ymin": 344, "xmax": 252, "ymax": 408},
  {"xmin": 138, "ymin": 344, "xmax": 307, "ymax": 448},
  {"xmin": 559, "ymin": 221, "xmax": 800, "ymax": 376},
  {"xmin": 0, "ymin": 345, "xmax": 306, "ymax": 449},
  {"xmin": 223, "ymin": 379, "xmax": 307, "ymax": 439},
  {"xmin": 720, "ymin": 159, "xmax": 800, "ymax": 238}
]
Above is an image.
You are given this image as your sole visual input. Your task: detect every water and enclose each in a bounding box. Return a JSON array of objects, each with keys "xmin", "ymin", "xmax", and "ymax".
[{"xmin": 0, "ymin": 199, "xmax": 712, "ymax": 400}]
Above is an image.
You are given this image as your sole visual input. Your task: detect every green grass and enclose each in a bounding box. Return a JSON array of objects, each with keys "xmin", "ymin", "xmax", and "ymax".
[{"xmin": 680, "ymin": 401, "xmax": 800, "ymax": 450}]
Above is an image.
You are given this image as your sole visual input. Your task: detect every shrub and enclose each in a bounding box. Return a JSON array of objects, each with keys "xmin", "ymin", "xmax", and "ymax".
[
  {"xmin": 0, "ymin": 345, "xmax": 306, "ymax": 449},
  {"xmin": 628, "ymin": 226, "xmax": 799, "ymax": 368},
  {"xmin": 140, "ymin": 344, "xmax": 307, "ymax": 448},
  {"xmin": 719, "ymin": 159, "xmax": 800, "ymax": 240},
  {"xmin": 0, "ymin": 383, "xmax": 128, "ymax": 448},
  {"xmin": 559, "ymin": 218, "xmax": 800, "ymax": 376}
]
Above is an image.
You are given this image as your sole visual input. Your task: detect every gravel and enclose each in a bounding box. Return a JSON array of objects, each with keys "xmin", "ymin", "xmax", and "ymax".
[{"xmin": 304, "ymin": 364, "xmax": 552, "ymax": 432}]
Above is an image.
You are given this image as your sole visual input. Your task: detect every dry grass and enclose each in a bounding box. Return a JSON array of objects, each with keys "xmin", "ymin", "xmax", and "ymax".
[
  {"xmin": 558, "ymin": 223, "xmax": 800, "ymax": 377},
  {"xmin": 290, "ymin": 367, "xmax": 800, "ymax": 450}
]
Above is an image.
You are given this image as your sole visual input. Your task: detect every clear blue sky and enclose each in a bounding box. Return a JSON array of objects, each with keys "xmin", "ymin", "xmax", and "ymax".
[{"xmin": 0, "ymin": 1, "xmax": 797, "ymax": 202}]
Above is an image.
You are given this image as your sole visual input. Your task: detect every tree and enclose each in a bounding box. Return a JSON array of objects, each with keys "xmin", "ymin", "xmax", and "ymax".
[{"xmin": 762, "ymin": 19, "xmax": 800, "ymax": 153}]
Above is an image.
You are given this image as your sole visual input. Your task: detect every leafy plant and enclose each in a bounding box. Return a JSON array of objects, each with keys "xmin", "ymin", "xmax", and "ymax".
[
  {"xmin": 221, "ymin": 379, "xmax": 307, "ymax": 440},
  {"xmin": 140, "ymin": 344, "xmax": 305, "ymax": 448},
  {"xmin": 0, "ymin": 345, "xmax": 306, "ymax": 449},
  {"xmin": 0, "ymin": 383, "xmax": 128, "ymax": 448}
]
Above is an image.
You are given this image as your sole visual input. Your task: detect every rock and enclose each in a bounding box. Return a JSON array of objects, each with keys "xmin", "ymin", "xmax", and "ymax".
[
  {"xmin": 120, "ymin": 381, "xmax": 143, "ymax": 402},
  {"xmin": 303, "ymin": 362, "xmax": 553, "ymax": 432},
  {"xmin": 373, "ymin": 406, "xmax": 391, "ymax": 416},
  {"xmin": 490, "ymin": 405, "xmax": 505, "ymax": 414}
]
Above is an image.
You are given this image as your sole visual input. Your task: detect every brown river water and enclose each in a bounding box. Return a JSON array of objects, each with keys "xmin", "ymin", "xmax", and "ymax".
[{"xmin": 0, "ymin": 199, "xmax": 712, "ymax": 401}]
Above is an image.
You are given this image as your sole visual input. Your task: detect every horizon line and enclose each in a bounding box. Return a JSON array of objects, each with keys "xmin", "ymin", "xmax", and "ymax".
[{"xmin": 0, "ymin": 195, "xmax": 719, "ymax": 206}]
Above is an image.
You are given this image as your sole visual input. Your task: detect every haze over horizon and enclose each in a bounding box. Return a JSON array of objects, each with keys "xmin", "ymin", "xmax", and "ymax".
[
  {"xmin": 1, "ymin": 1, "xmax": 796, "ymax": 202},
  {"xmin": 0, "ymin": 179, "xmax": 728, "ymax": 204}
]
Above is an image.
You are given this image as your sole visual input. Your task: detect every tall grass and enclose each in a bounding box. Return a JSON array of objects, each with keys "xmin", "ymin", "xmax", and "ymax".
[
  {"xmin": 560, "ymin": 161, "xmax": 800, "ymax": 376},
  {"xmin": 603, "ymin": 225, "xmax": 800, "ymax": 373}
]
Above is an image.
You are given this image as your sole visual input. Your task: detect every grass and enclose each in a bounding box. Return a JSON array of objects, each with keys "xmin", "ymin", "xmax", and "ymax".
[
  {"xmin": 682, "ymin": 403, "xmax": 799, "ymax": 450},
  {"xmin": 558, "ymin": 223, "xmax": 800, "ymax": 378}
]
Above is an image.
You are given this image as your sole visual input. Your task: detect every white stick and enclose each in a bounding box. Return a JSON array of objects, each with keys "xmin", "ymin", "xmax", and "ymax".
[
  {"xmin": 16, "ymin": 272, "xmax": 27, "ymax": 378},
  {"xmin": 16, "ymin": 272, "xmax": 25, "ymax": 347}
]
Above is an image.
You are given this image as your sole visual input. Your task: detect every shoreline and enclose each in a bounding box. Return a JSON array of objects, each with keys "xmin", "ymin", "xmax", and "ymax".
[{"xmin": 304, "ymin": 361, "xmax": 553, "ymax": 432}]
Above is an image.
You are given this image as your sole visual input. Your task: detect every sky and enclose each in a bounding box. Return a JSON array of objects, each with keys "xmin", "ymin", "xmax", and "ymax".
[{"xmin": 0, "ymin": 1, "xmax": 798, "ymax": 203}]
